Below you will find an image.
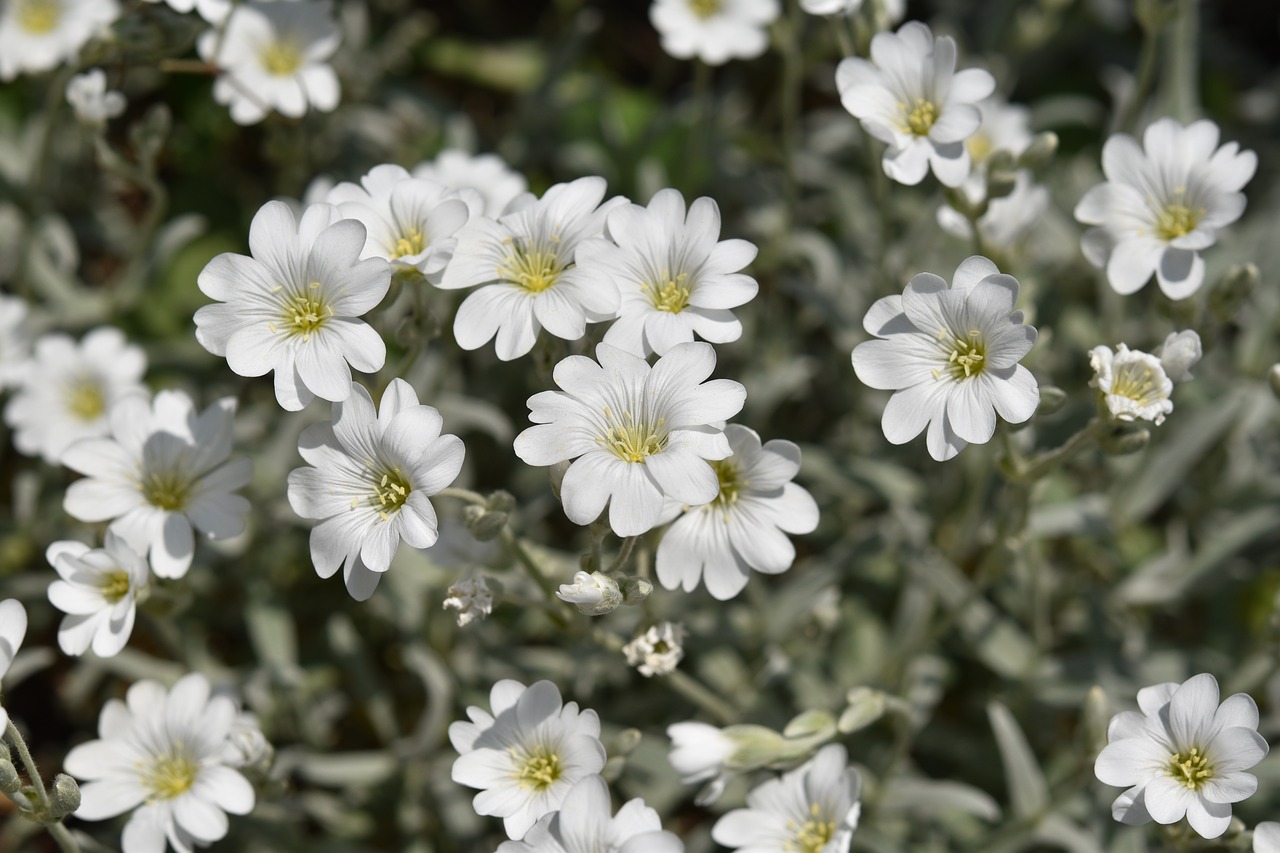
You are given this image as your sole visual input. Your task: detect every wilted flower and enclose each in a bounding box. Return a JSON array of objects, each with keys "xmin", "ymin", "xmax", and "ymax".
[
  {"xmin": 1158, "ymin": 330, "xmax": 1202, "ymax": 383},
  {"xmin": 514, "ymin": 342, "xmax": 746, "ymax": 536},
  {"xmin": 65, "ymin": 68, "xmax": 125, "ymax": 124},
  {"xmin": 287, "ymin": 379, "xmax": 465, "ymax": 601},
  {"xmin": 65, "ymin": 673, "xmax": 260, "ymax": 853},
  {"xmin": 197, "ymin": 0, "xmax": 341, "ymax": 125},
  {"xmin": 649, "ymin": 0, "xmax": 780, "ymax": 65},
  {"xmin": 623, "ymin": 622, "xmax": 686, "ymax": 677},
  {"xmin": 851, "ymin": 256, "xmax": 1039, "ymax": 461},
  {"xmin": 557, "ymin": 571, "xmax": 623, "ymax": 615},
  {"xmin": 1075, "ymin": 118, "xmax": 1256, "ymax": 299},
  {"xmin": 46, "ymin": 531, "xmax": 150, "ymax": 658},
  {"xmin": 0, "ymin": 0, "xmax": 120, "ymax": 82},
  {"xmin": 837, "ymin": 21, "xmax": 995, "ymax": 187},
  {"xmin": 498, "ymin": 775, "xmax": 684, "ymax": 853},
  {"xmin": 1088, "ymin": 343, "xmax": 1174, "ymax": 426},
  {"xmin": 443, "ymin": 577, "xmax": 497, "ymax": 627},
  {"xmin": 451, "ymin": 680, "xmax": 606, "ymax": 840},
  {"xmin": 1094, "ymin": 673, "xmax": 1268, "ymax": 839}
]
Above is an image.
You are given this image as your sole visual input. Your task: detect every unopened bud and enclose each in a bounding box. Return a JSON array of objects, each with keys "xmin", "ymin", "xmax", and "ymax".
[
  {"xmin": 557, "ymin": 571, "xmax": 622, "ymax": 616},
  {"xmin": 986, "ymin": 168, "xmax": 1018, "ymax": 201},
  {"xmin": 838, "ymin": 687, "xmax": 888, "ymax": 734},
  {"xmin": 1081, "ymin": 686, "xmax": 1110, "ymax": 755},
  {"xmin": 1017, "ymin": 132, "xmax": 1058, "ymax": 171},
  {"xmin": 1035, "ymin": 386, "xmax": 1068, "ymax": 416},
  {"xmin": 721, "ymin": 724, "xmax": 789, "ymax": 770},
  {"xmin": 1157, "ymin": 330, "xmax": 1202, "ymax": 383},
  {"xmin": 612, "ymin": 728, "xmax": 643, "ymax": 756},
  {"xmin": 1208, "ymin": 262, "xmax": 1258, "ymax": 321},
  {"xmin": 548, "ymin": 460, "xmax": 570, "ymax": 500},
  {"xmin": 462, "ymin": 504, "xmax": 507, "ymax": 542},
  {"xmin": 783, "ymin": 710, "xmax": 836, "ymax": 741},
  {"xmin": 1269, "ymin": 364, "xmax": 1280, "ymax": 400},
  {"xmin": 1099, "ymin": 426, "xmax": 1150, "ymax": 455},
  {"xmin": 486, "ymin": 490, "xmax": 516, "ymax": 515},
  {"xmin": 0, "ymin": 759, "xmax": 20, "ymax": 794},
  {"xmin": 48, "ymin": 774, "xmax": 80, "ymax": 819},
  {"xmin": 621, "ymin": 576, "xmax": 652, "ymax": 606}
]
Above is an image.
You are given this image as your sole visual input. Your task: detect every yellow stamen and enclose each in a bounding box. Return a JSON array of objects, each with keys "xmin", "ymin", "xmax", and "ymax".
[
  {"xmin": 498, "ymin": 243, "xmax": 564, "ymax": 294},
  {"xmin": 1167, "ymin": 747, "xmax": 1213, "ymax": 791},
  {"xmin": 709, "ymin": 458, "xmax": 747, "ymax": 518},
  {"xmin": 99, "ymin": 570, "xmax": 131, "ymax": 605},
  {"xmin": 902, "ymin": 98, "xmax": 939, "ymax": 137},
  {"xmin": 145, "ymin": 752, "xmax": 198, "ymax": 800},
  {"xmin": 142, "ymin": 471, "xmax": 191, "ymax": 512},
  {"xmin": 16, "ymin": 0, "xmax": 60, "ymax": 35},
  {"xmin": 368, "ymin": 467, "xmax": 411, "ymax": 521},
  {"xmin": 261, "ymin": 41, "xmax": 302, "ymax": 76},
  {"xmin": 599, "ymin": 408, "xmax": 667, "ymax": 463},
  {"xmin": 392, "ymin": 228, "xmax": 427, "ymax": 259},
  {"xmin": 938, "ymin": 329, "xmax": 986, "ymax": 380},
  {"xmin": 512, "ymin": 746, "xmax": 562, "ymax": 790},
  {"xmin": 688, "ymin": 0, "xmax": 722, "ymax": 18},
  {"xmin": 643, "ymin": 269, "xmax": 693, "ymax": 314},
  {"xmin": 277, "ymin": 289, "xmax": 333, "ymax": 341},
  {"xmin": 65, "ymin": 379, "xmax": 105, "ymax": 421},
  {"xmin": 784, "ymin": 802, "xmax": 837, "ymax": 853}
]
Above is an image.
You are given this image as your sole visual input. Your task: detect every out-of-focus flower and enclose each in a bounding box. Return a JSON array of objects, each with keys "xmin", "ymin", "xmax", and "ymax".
[
  {"xmin": 1255, "ymin": 822, "xmax": 1280, "ymax": 853},
  {"xmin": 3, "ymin": 327, "xmax": 147, "ymax": 464},
  {"xmin": 1157, "ymin": 329, "xmax": 1202, "ymax": 383},
  {"xmin": 801, "ymin": 0, "xmax": 904, "ymax": 23},
  {"xmin": 623, "ymin": 622, "xmax": 686, "ymax": 677},
  {"xmin": 667, "ymin": 721, "xmax": 736, "ymax": 803},
  {"xmin": 1075, "ymin": 118, "xmax": 1256, "ymax": 300},
  {"xmin": 413, "ymin": 150, "xmax": 528, "ymax": 219},
  {"xmin": 65, "ymin": 68, "xmax": 125, "ymax": 125},
  {"xmin": 438, "ymin": 176, "xmax": 626, "ymax": 361},
  {"xmin": 222, "ymin": 710, "xmax": 273, "ymax": 773},
  {"xmin": 327, "ymin": 164, "xmax": 471, "ymax": 282},
  {"xmin": 0, "ymin": 598, "xmax": 26, "ymax": 731},
  {"xmin": 142, "ymin": 0, "xmax": 232, "ymax": 24},
  {"xmin": 937, "ymin": 171, "xmax": 1050, "ymax": 250},
  {"xmin": 648, "ymin": 0, "xmax": 780, "ymax": 65},
  {"xmin": 1089, "ymin": 343, "xmax": 1173, "ymax": 426},
  {"xmin": 450, "ymin": 680, "xmax": 606, "ymax": 840},
  {"xmin": 442, "ymin": 577, "xmax": 496, "ymax": 627},
  {"xmin": 557, "ymin": 571, "xmax": 623, "ymax": 615},
  {"xmin": 0, "ymin": 294, "xmax": 31, "ymax": 390},
  {"xmin": 65, "ymin": 673, "xmax": 259, "ymax": 853},
  {"xmin": 197, "ymin": 0, "xmax": 340, "ymax": 125},
  {"xmin": 514, "ymin": 342, "xmax": 745, "ymax": 536},
  {"xmin": 62, "ymin": 391, "xmax": 252, "ymax": 579},
  {"xmin": 0, "ymin": 0, "xmax": 120, "ymax": 82},
  {"xmin": 194, "ymin": 200, "xmax": 391, "ymax": 411},
  {"xmin": 287, "ymin": 379, "xmax": 464, "ymax": 601},
  {"xmin": 852, "ymin": 256, "xmax": 1039, "ymax": 461},
  {"xmin": 498, "ymin": 775, "xmax": 684, "ymax": 853},
  {"xmin": 712, "ymin": 744, "xmax": 862, "ymax": 853},
  {"xmin": 656, "ymin": 425, "xmax": 818, "ymax": 600},
  {"xmin": 837, "ymin": 21, "xmax": 994, "ymax": 187},
  {"xmin": 1094, "ymin": 673, "xmax": 1268, "ymax": 839},
  {"xmin": 46, "ymin": 531, "xmax": 149, "ymax": 658},
  {"xmin": 579, "ymin": 188, "xmax": 758, "ymax": 358}
]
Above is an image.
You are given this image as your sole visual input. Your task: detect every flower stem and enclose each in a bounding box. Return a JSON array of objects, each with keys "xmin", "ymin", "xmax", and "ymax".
[
  {"xmin": 6, "ymin": 719, "xmax": 52, "ymax": 813},
  {"xmin": 1008, "ymin": 418, "xmax": 1106, "ymax": 483},
  {"xmin": 436, "ymin": 487, "xmax": 487, "ymax": 506},
  {"xmin": 1162, "ymin": 0, "xmax": 1199, "ymax": 122},
  {"xmin": 605, "ymin": 536, "xmax": 638, "ymax": 575},
  {"xmin": 1116, "ymin": 15, "xmax": 1163, "ymax": 133},
  {"xmin": 500, "ymin": 530, "xmax": 569, "ymax": 628},
  {"xmin": 664, "ymin": 669, "xmax": 738, "ymax": 726}
]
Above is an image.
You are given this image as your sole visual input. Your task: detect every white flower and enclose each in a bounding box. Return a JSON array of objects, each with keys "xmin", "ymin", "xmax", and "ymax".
[
  {"xmin": 221, "ymin": 710, "xmax": 273, "ymax": 772},
  {"xmin": 513, "ymin": 342, "xmax": 746, "ymax": 536},
  {"xmin": 1094, "ymin": 672, "xmax": 1268, "ymax": 839},
  {"xmin": 851, "ymin": 255, "xmax": 1039, "ymax": 461},
  {"xmin": 667, "ymin": 721, "xmax": 736, "ymax": 804},
  {"xmin": 194, "ymin": 200, "xmax": 391, "ymax": 411},
  {"xmin": 801, "ymin": 0, "xmax": 904, "ymax": 23},
  {"xmin": 3, "ymin": 327, "xmax": 148, "ymax": 464},
  {"xmin": 937, "ymin": 170, "xmax": 1050, "ymax": 250},
  {"xmin": 800, "ymin": 0, "xmax": 861, "ymax": 15},
  {"xmin": 450, "ymin": 679, "xmax": 606, "ymax": 840},
  {"xmin": 142, "ymin": 0, "xmax": 232, "ymax": 24},
  {"xmin": 1157, "ymin": 329, "xmax": 1202, "ymax": 383},
  {"xmin": 1255, "ymin": 822, "xmax": 1280, "ymax": 853},
  {"xmin": 656, "ymin": 424, "xmax": 818, "ymax": 600},
  {"xmin": 1075, "ymin": 118, "xmax": 1257, "ymax": 299},
  {"xmin": 649, "ymin": 0, "xmax": 780, "ymax": 65},
  {"xmin": 623, "ymin": 622, "xmax": 685, "ymax": 677},
  {"xmin": 578, "ymin": 188, "xmax": 758, "ymax": 357},
  {"xmin": 197, "ymin": 0, "xmax": 340, "ymax": 125},
  {"xmin": 65, "ymin": 68, "xmax": 125, "ymax": 124},
  {"xmin": 412, "ymin": 149, "xmax": 528, "ymax": 219},
  {"xmin": 65, "ymin": 673, "xmax": 259, "ymax": 853},
  {"xmin": 498, "ymin": 775, "xmax": 684, "ymax": 853},
  {"xmin": 327, "ymin": 164, "xmax": 471, "ymax": 281},
  {"xmin": 557, "ymin": 571, "xmax": 623, "ymax": 615},
  {"xmin": 712, "ymin": 744, "xmax": 862, "ymax": 853},
  {"xmin": 442, "ymin": 576, "xmax": 496, "ymax": 627},
  {"xmin": 62, "ymin": 390, "xmax": 252, "ymax": 579},
  {"xmin": 0, "ymin": 0, "xmax": 120, "ymax": 82},
  {"xmin": 438, "ymin": 176, "xmax": 626, "ymax": 361},
  {"xmin": 1088, "ymin": 343, "xmax": 1173, "ymax": 426},
  {"xmin": 287, "ymin": 379, "xmax": 465, "ymax": 601},
  {"xmin": 0, "ymin": 294, "xmax": 31, "ymax": 390},
  {"xmin": 46, "ymin": 531, "xmax": 149, "ymax": 658},
  {"xmin": 0, "ymin": 598, "xmax": 26, "ymax": 731},
  {"xmin": 836, "ymin": 21, "xmax": 995, "ymax": 187}
]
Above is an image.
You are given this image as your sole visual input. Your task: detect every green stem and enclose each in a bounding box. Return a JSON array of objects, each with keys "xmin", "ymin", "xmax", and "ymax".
[
  {"xmin": 45, "ymin": 824, "xmax": 81, "ymax": 853},
  {"xmin": 1116, "ymin": 19, "xmax": 1163, "ymax": 133},
  {"xmin": 605, "ymin": 536, "xmax": 638, "ymax": 575},
  {"xmin": 6, "ymin": 720, "xmax": 51, "ymax": 813},
  {"xmin": 436, "ymin": 487, "xmax": 487, "ymax": 506},
  {"xmin": 500, "ymin": 530, "xmax": 569, "ymax": 628},
  {"xmin": 665, "ymin": 669, "xmax": 738, "ymax": 726},
  {"xmin": 1162, "ymin": 0, "xmax": 1199, "ymax": 121},
  {"xmin": 1009, "ymin": 418, "xmax": 1106, "ymax": 484}
]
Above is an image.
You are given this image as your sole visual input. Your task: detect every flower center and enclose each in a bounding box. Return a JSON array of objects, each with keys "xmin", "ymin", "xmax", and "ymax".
[
  {"xmin": 709, "ymin": 458, "xmax": 746, "ymax": 513},
  {"xmin": 513, "ymin": 746, "xmax": 562, "ymax": 791},
  {"xmin": 99, "ymin": 569, "xmax": 132, "ymax": 604},
  {"xmin": 902, "ymin": 98, "xmax": 939, "ymax": 137},
  {"xmin": 261, "ymin": 41, "xmax": 303, "ymax": 76},
  {"xmin": 142, "ymin": 469, "xmax": 191, "ymax": 512},
  {"xmin": 689, "ymin": 0, "xmax": 722, "ymax": 18},
  {"xmin": 498, "ymin": 243, "xmax": 564, "ymax": 294},
  {"xmin": 16, "ymin": 0, "xmax": 60, "ymax": 34},
  {"xmin": 644, "ymin": 269, "xmax": 693, "ymax": 314},
  {"xmin": 933, "ymin": 329, "xmax": 987, "ymax": 381},
  {"xmin": 391, "ymin": 227, "xmax": 427, "ymax": 259},
  {"xmin": 1154, "ymin": 202, "xmax": 1202, "ymax": 241},
  {"xmin": 65, "ymin": 378, "xmax": 105, "ymax": 421},
  {"xmin": 270, "ymin": 284, "xmax": 333, "ymax": 341},
  {"xmin": 1167, "ymin": 747, "xmax": 1213, "ymax": 791},
  {"xmin": 144, "ymin": 752, "xmax": 199, "ymax": 801},
  {"xmin": 966, "ymin": 130, "xmax": 993, "ymax": 163},
  {"xmin": 369, "ymin": 467, "xmax": 411, "ymax": 521},
  {"xmin": 786, "ymin": 804, "xmax": 836, "ymax": 853},
  {"xmin": 1109, "ymin": 361, "xmax": 1165, "ymax": 408},
  {"xmin": 599, "ymin": 407, "xmax": 667, "ymax": 463}
]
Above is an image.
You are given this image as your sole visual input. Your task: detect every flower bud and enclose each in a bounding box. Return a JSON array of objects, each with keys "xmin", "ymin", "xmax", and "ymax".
[
  {"xmin": 1156, "ymin": 330, "xmax": 1202, "ymax": 383},
  {"xmin": 1035, "ymin": 385, "xmax": 1068, "ymax": 416},
  {"xmin": 1099, "ymin": 426, "xmax": 1150, "ymax": 455},
  {"xmin": 486, "ymin": 490, "xmax": 516, "ymax": 515},
  {"xmin": 1081, "ymin": 686, "xmax": 1110, "ymax": 755},
  {"xmin": 0, "ymin": 759, "xmax": 20, "ymax": 794},
  {"xmin": 48, "ymin": 774, "xmax": 81, "ymax": 819},
  {"xmin": 838, "ymin": 687, "xmax": 888, "ymax": 734},
  {"xmin": 443, "ymin": 577, "xmax": 498, "ymax": 628},
  {"xmin": 556, "ymin": 571, "xmax": 622, "ymax": 616},
  {"xmin": 1017, "ymin": 132, "xmax": 1058, "ymax": 171},
  {"xmin": 1270, "ymin": 364, "xmax": 1280, "ymax": 400},
  {"xmin": 463, "ymin": 504, "xmax": 507, "ymax": 542},
  {"xmin": 1209, "ymin": 263, "xmax": 1258, "ymax": 321},
  {"xmin": 784, "ymin": 709, "xmax": 837, "ymax": 740},
  {"xmin": 621, "ymin": 576, "xmax": 653, "ymax": 606}
]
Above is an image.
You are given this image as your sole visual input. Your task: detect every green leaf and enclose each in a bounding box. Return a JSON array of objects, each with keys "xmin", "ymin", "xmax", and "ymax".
[{"xmin": 986, "ymin": 701, "xmax": 1049, "ymax": 820}]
